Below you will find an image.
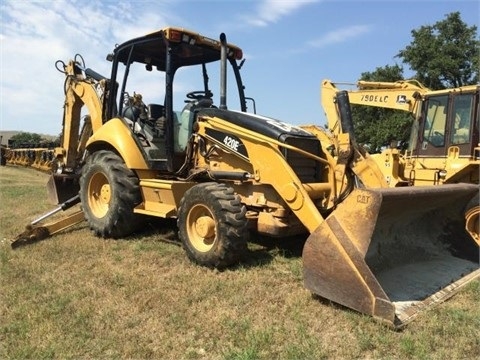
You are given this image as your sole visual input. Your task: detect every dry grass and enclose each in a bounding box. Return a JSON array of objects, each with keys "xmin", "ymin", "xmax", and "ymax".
[{"xmin": 1, "ymin": 165, "xmax": 479, "ymax": 359}]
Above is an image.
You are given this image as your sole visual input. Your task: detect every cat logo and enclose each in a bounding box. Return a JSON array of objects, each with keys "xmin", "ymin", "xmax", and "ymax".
[{"xmin": 357, "ymin": 194, "xmax": 370, "ymax": 204}]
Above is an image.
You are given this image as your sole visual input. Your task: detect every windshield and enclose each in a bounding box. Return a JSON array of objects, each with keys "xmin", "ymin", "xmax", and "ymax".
[{"xmin": 114, "ymin": 59, "xmax": 244, "ymax": 116}]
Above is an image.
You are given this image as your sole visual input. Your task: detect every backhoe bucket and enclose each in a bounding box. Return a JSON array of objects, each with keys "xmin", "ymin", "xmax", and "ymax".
[
  {"xmin": 303, "ymin": 183, "xmax": 480, "ymax": 328},
  {"xmin": 47, "ymin": 174, "xmax": 80, "ymax": 205}
]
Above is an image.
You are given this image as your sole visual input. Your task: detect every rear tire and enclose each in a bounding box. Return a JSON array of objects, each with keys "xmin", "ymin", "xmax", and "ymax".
[
  {"xmin": 80, "ymin": 150, "xmax": 143, "ymax": 238},
  {"xmin": 177, "ymin": 182, "xmax": 248, "ymax": 269}
]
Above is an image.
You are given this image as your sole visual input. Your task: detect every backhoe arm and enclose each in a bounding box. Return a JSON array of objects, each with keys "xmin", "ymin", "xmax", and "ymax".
[
  {"xmin": 56, "ymin": 60, "xmax": 106, "ymax": 170},
  {"xmin": 321, "ymin": 79, "xmax": 428, "ymax": 133}
]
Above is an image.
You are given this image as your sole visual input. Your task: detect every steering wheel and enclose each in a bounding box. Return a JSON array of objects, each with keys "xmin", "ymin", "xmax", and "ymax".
[
  {"xmin": 186, "ymin": 90, "xmax": 213, "ymax": 101},
  {"xmin": 430, "ymin": 131, "xmax": 445, "ymax": 147}
]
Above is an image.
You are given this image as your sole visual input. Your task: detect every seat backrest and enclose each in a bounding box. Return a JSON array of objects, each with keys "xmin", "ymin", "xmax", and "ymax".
[{"xmin": 148, "ymin": 104, "xmax": 165, "ymax": 121}]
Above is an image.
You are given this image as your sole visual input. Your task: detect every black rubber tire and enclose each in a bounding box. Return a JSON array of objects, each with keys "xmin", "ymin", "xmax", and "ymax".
[
  {"xmin": 0, "ymin": 147, "xmax": 6, "ymax": 166},
  {"xmin": 79, "ymin": 150, "xmax": 143, "ymax": 238},
  {"xmin": 177, "ymin": 182, "xmax": 248, "ymax": 269}
]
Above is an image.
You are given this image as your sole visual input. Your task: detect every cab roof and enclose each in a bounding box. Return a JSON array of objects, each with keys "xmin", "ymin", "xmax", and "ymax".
[{"xmin": 113, "ymin": 26, "xmax": 243, "ymax": 71}]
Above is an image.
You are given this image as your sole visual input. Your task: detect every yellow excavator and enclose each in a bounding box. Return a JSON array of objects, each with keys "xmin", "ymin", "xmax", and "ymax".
[
  {"xmin": 8, "ymin": 27, "xmax": 479, "ymax": 329},
  {"xmin": 322, "ymin": 79, "xmax": 479, "ymax": 242},
  {"xmin": 321, "ymin": 79, "xmax": 479, "ymax": 187}
]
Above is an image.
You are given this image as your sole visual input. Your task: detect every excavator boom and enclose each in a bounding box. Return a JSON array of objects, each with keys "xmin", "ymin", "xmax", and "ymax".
[{"xmin": 321, "ymin": 79, "xmax": 427, "ymax": 132}]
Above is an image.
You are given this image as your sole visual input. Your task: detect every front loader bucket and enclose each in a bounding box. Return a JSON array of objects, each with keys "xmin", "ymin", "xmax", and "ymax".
[{"xmin": 303, "ymin": 184, "xmax": 480, "ymax": 328}]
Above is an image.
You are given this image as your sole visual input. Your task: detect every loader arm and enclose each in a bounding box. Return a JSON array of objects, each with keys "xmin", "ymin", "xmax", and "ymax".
[
  {"xmin": 196, "ymin": 111, "xmax": 331, "ymax": 233},
  {"xmin": 314, "ymin": 88, "xmax": 390, "ymax": 188}
]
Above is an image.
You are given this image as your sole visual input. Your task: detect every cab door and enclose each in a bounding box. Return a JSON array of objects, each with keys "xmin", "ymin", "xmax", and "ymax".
[
  {"xmin": 412, "ymin": 90, "xmax": 478, "ymax": 184},
  {"xmin": 448, "ymin": 92, "xmax": 477, "ymax": 154},
  {"xmin": 419, "ymin": 95, "xmax": 449, "ymax": 154}
]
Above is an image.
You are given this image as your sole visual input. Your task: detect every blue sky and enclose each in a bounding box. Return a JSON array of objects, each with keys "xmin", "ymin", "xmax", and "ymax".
[{"xmin": 1, "ymin": 0, "xmax": 479, "ymax": 135}]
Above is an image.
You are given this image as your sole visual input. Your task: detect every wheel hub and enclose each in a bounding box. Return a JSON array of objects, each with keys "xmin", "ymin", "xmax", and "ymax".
[
  {"xmin": 88, "ymin": 172, "xmax": 111, "ymax": 218},
  {"xmin": 99, "ymin": 184, "xmax": 111, "ymax": 204},
  {"xmin": 195, "ymin": 216, "xmax": 215, "ymax": 238}
]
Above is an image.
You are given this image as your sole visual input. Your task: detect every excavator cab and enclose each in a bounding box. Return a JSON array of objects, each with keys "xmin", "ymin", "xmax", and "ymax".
[{"xmin": 404, "ymin": 86, "xmax": 480, "ymax": 185}]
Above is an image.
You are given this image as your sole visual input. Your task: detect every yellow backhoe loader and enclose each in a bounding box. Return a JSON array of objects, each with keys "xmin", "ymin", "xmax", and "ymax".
[{"xmin": 9, "ymin": 27, "xmax": 479, "ymax": 329}]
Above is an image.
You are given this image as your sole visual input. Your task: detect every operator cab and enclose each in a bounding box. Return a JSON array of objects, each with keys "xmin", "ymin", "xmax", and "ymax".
[
  {"xmin": 106, "ymin": 27, "xmax": 248, "ymax": 173},
  {"xmin": 409, "ymin": 86, "xmax": 479, "ymax": 158}
]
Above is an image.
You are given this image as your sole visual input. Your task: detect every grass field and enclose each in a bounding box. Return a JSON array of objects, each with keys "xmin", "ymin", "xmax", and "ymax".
[{"xmin": 1, "ymin": 165, "xmax": 479, "ymax": 359}]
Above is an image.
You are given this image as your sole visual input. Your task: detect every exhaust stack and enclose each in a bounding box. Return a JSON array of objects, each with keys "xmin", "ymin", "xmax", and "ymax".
[{"xmin": 219, "ymin": 33, "xmax": 227, "ymax": 110}]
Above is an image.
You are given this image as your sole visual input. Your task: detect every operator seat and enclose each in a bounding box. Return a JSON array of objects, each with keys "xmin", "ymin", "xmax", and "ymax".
[
  {"xmin": 452, "ymin": 112, "xmax": 470, "ymax": 144},
  {"xmin": 147, "ymin": 103, "xmax": 166, "ymax": 136},
  {"xmin": 148, "ymin": 104, "xmax": 164, "ymax": 123}
]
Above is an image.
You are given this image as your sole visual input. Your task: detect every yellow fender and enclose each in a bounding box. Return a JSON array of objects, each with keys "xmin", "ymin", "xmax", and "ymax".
[{"xmin": 86, "ymin": 118, "xmax": 149, "ymax": 169}]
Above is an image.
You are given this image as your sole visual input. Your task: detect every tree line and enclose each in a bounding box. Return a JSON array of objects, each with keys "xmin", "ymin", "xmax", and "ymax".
[{"xmin": 7, "ymin": 132, "xmax": 60, "ymax": 149}]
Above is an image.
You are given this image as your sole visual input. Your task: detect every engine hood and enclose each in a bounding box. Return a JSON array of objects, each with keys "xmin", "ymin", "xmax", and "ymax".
[{"xmin": 198, "ymin": 108, "xmax": 315, "ymax": 141}]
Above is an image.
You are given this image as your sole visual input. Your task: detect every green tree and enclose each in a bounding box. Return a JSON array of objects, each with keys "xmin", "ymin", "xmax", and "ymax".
[
  {"xmin": 9, "ymin": 132, "xmax": 43, "ymax": 148},
  {"xmin": 352, "ymin": 65, "xmax": 413, "ymax": 152},
  {"xmin": 396, "ymin": 12, "xmax": 479, "ymax": 89}
]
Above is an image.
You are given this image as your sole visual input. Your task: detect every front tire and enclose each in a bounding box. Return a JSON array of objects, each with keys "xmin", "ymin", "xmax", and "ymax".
[
  {"xmin": 177, "ymin": 182, "xmax": 248, "ymax": 269},
  {"xmin": 80, "ymin": 150, "xmax": 143, "ymax": 238}
]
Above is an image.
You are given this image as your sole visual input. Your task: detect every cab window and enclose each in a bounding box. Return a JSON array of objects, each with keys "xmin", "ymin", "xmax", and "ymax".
[
  {"xmin": 451, "ymin": 94, "xmax": 473, "ymax": 145},
  {"xmin": 424, "ymin": 95, "xmax": 448, "ymax": 147}
]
